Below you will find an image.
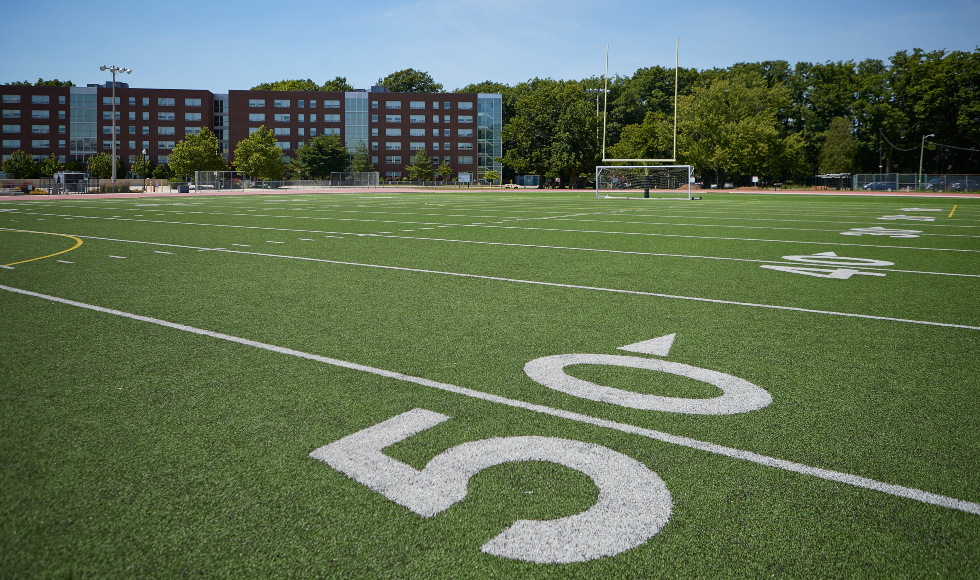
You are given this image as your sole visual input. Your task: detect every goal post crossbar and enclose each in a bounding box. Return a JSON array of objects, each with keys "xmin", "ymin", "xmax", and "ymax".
[{"xmin": 595, "ymin": 165, "xmax": 696, "ymax": 200}]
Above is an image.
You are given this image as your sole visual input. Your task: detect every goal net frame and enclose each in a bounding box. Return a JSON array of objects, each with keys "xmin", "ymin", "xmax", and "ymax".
[{"xmin": 596, "ymin": 165, "xmax": 697, "ymax": 199}]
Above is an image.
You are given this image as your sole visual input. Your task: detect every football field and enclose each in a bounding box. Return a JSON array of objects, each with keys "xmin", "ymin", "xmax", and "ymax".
[{"xmin": 1, "ymin": 190, "xmax": 978, "ymax": 578}]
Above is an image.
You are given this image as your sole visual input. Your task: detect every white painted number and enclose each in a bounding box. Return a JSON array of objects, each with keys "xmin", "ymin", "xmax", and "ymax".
[
  {"xmin": 841, "ymin": 227, "xmax": 921, "ymax": 238},
  {"xmin": 878, "ymin": 215, "xmax": 935, "ymax": 221},
  {"xmin": 760, "ymin": 265, "xmax": 884, "ymax": 279},
  {"xmin": 524, "ymin": 354, "xmax": 772, "ymax": 414},
  {"xmin": 761, "ymin": 252, "xmax": 890, "ymax": 279},
  {"xmin": 310, "ymin": 408, "xmax": 672, "ymax": 564}
]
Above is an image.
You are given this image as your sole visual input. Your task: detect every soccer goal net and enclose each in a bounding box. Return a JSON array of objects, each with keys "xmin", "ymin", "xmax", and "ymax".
[{"xmin": 596, "ymin": 165, "xmax": 696, "ymax": 199}]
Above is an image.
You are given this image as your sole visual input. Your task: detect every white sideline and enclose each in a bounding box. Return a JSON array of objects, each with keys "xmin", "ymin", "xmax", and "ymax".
[{"xmin": 1, "ymin": 283, "xmax": 978, "ymax": 516}]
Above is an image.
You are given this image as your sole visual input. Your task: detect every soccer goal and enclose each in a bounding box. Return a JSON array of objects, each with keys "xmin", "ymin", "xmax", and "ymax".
[{"xmin": 596, "ymin": 165, "xmax": 698, "ymax": 199}]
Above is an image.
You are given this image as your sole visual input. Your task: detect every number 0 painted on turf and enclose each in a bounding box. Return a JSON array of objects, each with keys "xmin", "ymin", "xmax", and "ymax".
[{"xmin": 310, "ymin": 409, "xmax": 672, "ymax": 564}]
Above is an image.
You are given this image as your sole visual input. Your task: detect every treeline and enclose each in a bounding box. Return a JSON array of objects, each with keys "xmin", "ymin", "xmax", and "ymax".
[{"xmin": 453, "ymin": 48, "xmax": 979, "ymax": 186}]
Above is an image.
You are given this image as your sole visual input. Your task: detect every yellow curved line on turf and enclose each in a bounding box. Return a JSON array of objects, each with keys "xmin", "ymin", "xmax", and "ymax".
[{"xmin": 1, "ymin": 229, "xmax": 84, "ymax": 266}]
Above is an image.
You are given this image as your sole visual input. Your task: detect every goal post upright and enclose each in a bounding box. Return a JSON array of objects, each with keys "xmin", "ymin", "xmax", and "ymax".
[{"xmin": 601, "ymin": 38, "xmax": 680, "ymax": 165}]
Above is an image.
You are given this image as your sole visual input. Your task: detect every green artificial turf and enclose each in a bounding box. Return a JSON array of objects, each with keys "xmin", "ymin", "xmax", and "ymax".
[{"xmin": 1, "ymin": 191, "xmax": 978, "ymax": 578}]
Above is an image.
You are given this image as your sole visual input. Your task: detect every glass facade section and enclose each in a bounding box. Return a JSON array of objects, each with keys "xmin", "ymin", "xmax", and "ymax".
[
  {"xmin": 69, "ymin": 87, "xmax": 97, "ymax": 161},
  {"xmin": 477, "ymin": 94, "xmax": 503, "ymax": 182},
  {"xmin": 344, "ymin": 92, "xmax": 368, "ymax": 152}
]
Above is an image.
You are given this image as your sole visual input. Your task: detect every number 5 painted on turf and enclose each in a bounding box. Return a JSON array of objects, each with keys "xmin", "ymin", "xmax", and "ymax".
[{"xmin": 310, "ymin": 408, "xmax": 672, "ymax": 564}]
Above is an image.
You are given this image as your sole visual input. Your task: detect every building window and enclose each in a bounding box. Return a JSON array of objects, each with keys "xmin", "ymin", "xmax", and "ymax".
[
  {"xmin": 371, "ymin": 101, "xmax": 378, "ymax": 109},
  {"xmin": 274, "ymin": 127, "xmax": 290, "ymax": 136},
  {"xmin": 102, "ymin": 111, "xmax": 120, "ymax": 120},
  {"xmin": 142, "ymin": 141, "xmax": 149, "ymax": 149},
  {"xmin": 410, "ymin": 142, "xmax": 425, "ymax": 150},
  {"xmin": 276, "ymin": 141, "xmax": 290, "ymax": 150},
  {"xmin": 444, "ymin": 102, "xmax": 450, "ymax": 109},
  {"xmin": 310, "ymin": 128, "xmax": 317, "ymax": 136},
  {"xmin": 128, "ymin": 97, "xmax": 136, "ymax": 106},
  {"xmin": 142, "ymin": 97, "xmax": 150, "ymax": 106},
  {"xmin": 185, "ymin": 112, "xmax": 202, "ymax": 121},
  {"xmin": 59, "ymin": 110, "xmax": 66, "ymax": 119},
  {"xmin": 386, "ymin": 101, "xmax": 401, "ymax": 109},
  {"xmin": 432, "ymin": 143, "xmax": 439, "ymax": 150},
  {"xmin": 102, "ymin": 126, "xmax": 113, "ymax": 134},
  {"xmin": 458, "ymin": 116, "xmax": 473, "ymax": 123},
  {"xmin": 128, "ymin": 126, "xmax": 135, "ymax": 134},
  {"xmin": 157, "ymin": 155, "xmax": 169, "ymax": 164},
  {"xmin": 157, "ymin": 141, "xmax": 176, "ymax": 149},
  {"xmin": 324, "ymin": 127, "xmax": 340, "ymax": 135},
  {"xmin": 444, "ymin": 142, "xmax": 450, "ymax": 150},
  {"xmin": 433, "ymin": 101, "xmax": 439, "ymax": 109},
  {"xmin": 59, "ymin": 125, "xmax": 66, "ymax": 134},
  {"xmin": 385, "ymin": 142, "xmax": 401, "ymax": 150},
  {"xmin": 2, "ymin": 95, "xmax": 20, "ymax": 104},
  {"xmin": 457, "ymin": 156, "xmax": 473, "ymax": 164},
  {"xmin": 310, "ymin": 114, "xmax": 317, "ymax": 122},
  {"xmin": 58, "ymin": 142, "xmax": 65, "ymax": 150},
  {"xmin": 158, "ymin": 127, "xmax": 175, "ymax": 135},
  {"xmin": 32, "ymin": 125, "xmax": 50, "ymax": 134},
  {"xmin": 142, "ymin": 112, "xmax": 149, "ymax": 120},
  {"xmin": 158, "ymin": 112, "xmax": 175, "ymax": 121},
  {"xmin": 185, "ymin": 127, "xmax": 202, "ymax": 135},
  {"xmin": 410, "ymin": 101, "xmax": 425, "ymax": 109},
  {"xmin": 409, "ymin": 115, "xmax": 425, "ymax": 123},
  {"xmin": 32, "ymin": 140, "xmax": 51, "ymax": 148},
  {"xmin": 249, "ymin": 127, "xmax": 260, "ymax": 134},
  {"xmin": 30, "ymin": 95, "xmax": 49, "ymax": 105},
  {"xmin": 372, "ymin": 142, "xmax": 378, "ymax": 150},
  {"xmin": 371, "ymin": 128, "xmax": 379, "ymax": 137},
  {"xmin": 273, "ymin": 99, "xmax": 290, "ymax": 108},
  {"xmin": 385, "ymin": 128, "xmax": 401, "ymax": 136},
  {"xmin": 298, "ymin": 128, "xmax": 304, "ymax": 136},
  {"xmin": 249, "ymin": 99, "xmax": 266, "ymax": 107},
  {"xmin": 128, "ymin": 111, "xmax": 136, "ymax": 120},
  {"xmin": 432, "ymin": 129, "xmax": 439, "ymax": 137},
  {"xmin": 385, "ymin": 156, "xmax": 401, "ymax": 164},
  {"xmin": 457, "ymin": 142, "xmax": 473, "ymax": 150},
  {"xmin": 386, "ymin": 115, "xmax": 401, "ymax": 123},
  {"xmin": 371, "ymin": 114, "xmax": 378, "ymax": 123},
  {"xmin": 444, "ymin": 115, "xmax": 450, "ymax": 123},
  {"xmin": 458, "ymin": 102, "xmax": 474, "ymax": 110},
  {"xmin": 432, "ymin": 115, "xmax": 439, "ymax": 123},
  {"xmin": 298, "ymin": 100, "xmax": 304, "ymax": 108},
  {"xmin": 34, "ymin": 110, "xmax": 52, "ymax": 119},
  {"xmin": 142, "ymin": 127, "xmax": 149, "ymax": 135},
  {"xmin": 249, "ymin": 113, "xmax": 265, "ymax": 122},
  {"xmin": 129, "ymin": 141, "xmax": 136, "ymax": 149},
  {"xmin": 2, "ymin": 139, "xmax": 20, "ymax": 147},
  {"xmin": 325, "ymin": 100, "xmax": 340, "ymax": 108},
  {"xmin": 2, "ymin": 125, "xmax": 19, "ymax": 133},
  {"xmin": 372, "ymin": 156, "xmax": 379, "ymax": 163},
  {"xmin": 410, "ymin": 128, "xmax": 425, "ymax": 137},
  {"xmin": 2, "ymin": 110, "xmax": 20, "ymax": 119},
  {"xmin": 274, "ymin": 113, "xmax": 290, "ymax": 122},
  {"xmin": 444, "ymin": 129, "xmax": 450, "ymax": 137},
  {"xmin": 309, "ymin": 100, "xmax": 316, "ymax": 109},
  {"xmin": 59, "ymin": 96, "xmax": 66, "ymax": 105},
  {"xmin": 324, "ymin": 114, "xmax": 340, "ymax": 123},
  {"xmin": 158, "ymin": 98, "xmax": 175, "ymax": 106},
  {"xmin": 185, "ymin": 98, "xmax": 202, "ymax": 107},
  {"xmin": 458, "ymin": 128, "xmax": 474, "ymax": 137}
]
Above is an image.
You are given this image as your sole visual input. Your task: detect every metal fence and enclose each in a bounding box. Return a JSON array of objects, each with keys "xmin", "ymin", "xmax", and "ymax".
[{"xmin": 852, "ymin": 174, "xmax": 979, "ymax": 192}]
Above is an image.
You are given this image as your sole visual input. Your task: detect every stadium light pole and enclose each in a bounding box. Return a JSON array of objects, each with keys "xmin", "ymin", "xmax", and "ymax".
[
  {"xmin": 100, "ymin": 65, "xmax": 132, "ymax": 185},
  {"xmin": 918, "ymin": 134, "xmax": 934, "ymax": 189}
]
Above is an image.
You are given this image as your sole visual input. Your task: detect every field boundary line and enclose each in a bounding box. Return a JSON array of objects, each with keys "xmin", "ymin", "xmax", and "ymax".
[{"xmin": 1, "ymin": 283, "xmax": 977, "ymax": 516}]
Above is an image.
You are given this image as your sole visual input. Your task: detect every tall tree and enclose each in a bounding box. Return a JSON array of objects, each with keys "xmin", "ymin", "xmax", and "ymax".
[
  {"xmin": 321, "ymin": 77, "xmax": 354, "ymax": 92},
  {"xmin": 437, "ymin": 159, "xmax": 454, "ymax": 181},
  {"xmin": 348, "ymin": 141, "xmax": 374, "ymax": 173},
  {"xmin": 377, "ymin": 69, "xmax": 443, "ymax": 93},
  {"xmin": 405, "ymin": 148, "xmax": 434, "ymax": 180},
  {"xmin": 251, "ymin": 79, "xmax": 320, "ymax": 91},
  {"xmin": 819, "ymin": 117, "xmax": 857, "ymax": 173},
  {"xmin": 293, "ymin": 134, "xmax": 348, "ymax": 178},
  {"xmin": 87, "ymin": 153, "xmax": 124, "ymax": 179},
  {"xmin": 37, "ymin": 154, "xmax": 64, "ymax": 178},
  {"xmin": 1, "ymin": 150, "xmax": 38, "ymax": 178},
  {"xmin": 169, "ymin": 128, "xmax": 227, "ymax": 179},
  {"xmin": 233, "ymin": 126, "xmax": 284, "ymax": 180}
]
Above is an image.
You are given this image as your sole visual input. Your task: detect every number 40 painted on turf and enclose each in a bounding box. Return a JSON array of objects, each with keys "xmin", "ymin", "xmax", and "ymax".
[{"xmin": 760, "ymin": 252, "xmax": 894, "ymax": 279}]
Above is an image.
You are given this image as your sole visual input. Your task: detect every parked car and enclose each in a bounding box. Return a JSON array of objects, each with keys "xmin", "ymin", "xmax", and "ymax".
[
  {"xmin": 949, "ymin": 179, "xmax": 980, "ymax": 192},
  {"xmin": 925, "ymin": 178, "xmax": 947, "ymax": 192},
  {"xmin": 863, "ymin": 182, "xmax": 895, "ymax": 191}
]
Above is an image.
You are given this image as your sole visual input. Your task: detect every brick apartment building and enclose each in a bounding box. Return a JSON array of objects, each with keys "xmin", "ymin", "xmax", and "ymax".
[{"xmin": 2, "ymin": 83, "xmax": 502, "ymax": 182}]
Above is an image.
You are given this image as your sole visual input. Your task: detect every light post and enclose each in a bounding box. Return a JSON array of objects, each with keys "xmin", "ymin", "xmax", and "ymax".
[
  {"xmin": 918, "ymin": 133, "xmax": 934, "ymax": 190},
  {"xmin": 100, "ymin": 65, "xmax": 131, "ymax": 186},
  {"xmin": 141, "ymin": 148, "xmax": 147, "ymax": 192}
]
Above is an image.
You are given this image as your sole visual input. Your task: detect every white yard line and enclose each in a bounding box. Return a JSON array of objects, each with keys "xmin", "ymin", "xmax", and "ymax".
[{"xmin": 1, "ymin": 283, "xmax": 976, "ymax": 516}]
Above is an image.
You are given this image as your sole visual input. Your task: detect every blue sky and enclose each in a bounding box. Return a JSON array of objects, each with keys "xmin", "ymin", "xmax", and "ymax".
[{"xmin": 2, "ymin": 0, "xmax": 978, "ymax": 93}]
